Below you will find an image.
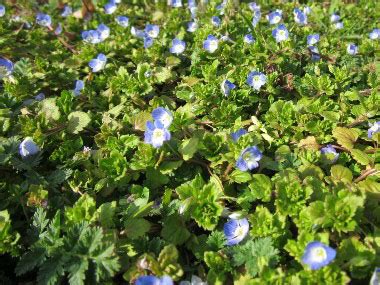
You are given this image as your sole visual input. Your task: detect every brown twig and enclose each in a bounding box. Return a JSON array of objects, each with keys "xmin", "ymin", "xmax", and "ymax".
[{"xmin": 354, "ymin": 169, "xmax": 380, "ymax": 183}]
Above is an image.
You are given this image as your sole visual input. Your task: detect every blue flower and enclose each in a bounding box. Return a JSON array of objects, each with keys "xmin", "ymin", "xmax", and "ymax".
[
  {"xmin": 307, "ymin": 34, "xmax": 320, "ymax": 46},
  {"xmin": 231, "ymin": 129, "xmax": 247, "ymax": 142},
  {"xmin": 347, "ymin": 43, "xmax": 358, "ymax": 55},
  {"xmin": 97, "ymin": 24, "xmax": 110, "ymax": 41},
  {"xmin": 170, "ymin": 38, "xmax": 186, "ymax": 54},
  {"xmin": 370, "ymin": 268, "xmax": 380, "ymax": 285},
  {"xmin": 74, "ymin": 80, "xmax": 85, "ymax": 96},
  {"xmin": 145, "ymin": 24, "xmax": 160, "ymax": 38},
  {"xmin": 223, "ymin": 218, "xmax": 249, "ymax": 246},
  {"xmin": 203, "ymin": 35, "xmax": 218, "ymax": 53},
  {"xmin": 144, "ymin": 36, "xmax": 154, "ymax": 48},
  {"xmin": 116, "ymin": 16, "xmax": 129, "ymax": 27},
  {"xmin": 320, "ymin": 144, "xmax": 339, "ymax": 163},
  {"xmin": 61, "ymin": 5, "xmax": 72, "ymax": 17},
  {"xmin": 302, "ymin": 241, "xmax": 336, "ymax": 270},
  {"xmin": 104, "ymin": 1, "xmax": 117, "ymax": 14},
  {"xmin": 0, "ymin": 58, "xmax": 14, "ymax": 79},
  {"xmin": 334, "ymin": 22, "xmax": 343, "ymax": 29},
  {"xmin": 368, "ymin": 121, "xmax": 380, "ymax": 139},
  {"xmin": 267, "ymin": 11, "xmax": 282, "ymax": 25},
  {"xmin": 89, "ymin": 53, "xmax": 107, "ymax": 72},
  {"xmin": 248, "ymin": 2, "xmax": 260, "ymax": 12},
  {"xmin": 252, "ymin": 10, "xmax": 261, "ymax": 27},
  {"xmin": 244, "ymin": 34, "xmax": 255, "ymax": 44},
  {"xmin": 246, "ymin": 71, "xmax": 267, "ymax": 90},
  {"xmin": 0, "ymin": 5, "xmax": 5, "ymax": 17},
  {"xmin": 221, "ymin": 79, "xmax": 236, "ymax": 96},
  {"xmin": 211, "ymin": 16, "xmax": 221, "ymax": 27},
  {"xmin": 54, "ymin": 23, "xmax": 62, "ymax": 35},
  {"xmin": 187, "ymin": 21, "xmax": 198, "ymax": 32},
  {"xmin": 82, "ymin": 30, "xmax": 101, "ymax": 44},
  {"xmin": 369, "ymin": 28, "xmax": 380, "ymax": 40},
  {"xmin": 131, "ymin": 26, "xmax": 146, "ymax": 38},
  {"xmin": 36, "ymin": 13, "xmax": 52, "ymax": 27},
  {"xmin": 303, "ymin": 6, "xmax": 311, "ymax": 15},
  {"xmin": 236, "ymin": 146, "xmax": 263, "ymax": 171},
  {"xmin": 144, "ymin": 121, "xmax": 171, "ymax": 148},
  {"xmin": 189, "ymin": 6, "xmax": 197, "ymax": 19},
  {"xmin": 293, "ymin": 8, "xmax": 307, "ymax": 25},
  {"xmin": 19, "ymin": 137, "xmax": 40, "ymax": 158},
  {"xmin": 272, "ymin": 24, "xmax": 289, "ymax": 42},
  {"xmin": 136, "ymin": 275, "xmax": 173, "ymax": 285},
  {"xmin": 188, "ymin": 0, "xmax": 197, "ymax": 8},
  {"xmin": 152, "ymin": 107, "xmax": 173, "ymax": 128},
  {"xmin": 170, "ymin": 0, "xmax": 183, "ymax": 7},
  {"xmin": 330, "ymin": 13, "xmax": 340, "ymax": 23},
  {"xmin": 35, "ymin": 93, "xmax": 45, "ymax": 101},
  {"xmin": 308, "ymin": 46, "xmax": 320, "ymax": 61}
]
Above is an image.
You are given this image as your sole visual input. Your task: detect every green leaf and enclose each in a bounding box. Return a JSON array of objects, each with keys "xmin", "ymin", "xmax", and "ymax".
[
  {"xmin": 39, "ymin": 98, "xmax": 60, "ymax": 122},
  {"xmin": 67, "ymin": 111, "xmax": 91, "ymax": 134},
  {"xmin": 65, "ymin": 194, "xmax": 96, "ymax": 226},
  {"xmin": 330, "ymin": 165, "xmax": 353, "ymax": 183},
  {"xmin": 161, "ymin": 215, "xmax": 190, "ymax": 245},
  {"xmin": 332, "ymin": 127, "xmax": 360, "ymax": 150},
  {"xmin": 248, "ymin": 174, "xmax": 272, "ymax": 202},
  {"xmin": 179, "ymin": 137, "xmax": 199, "ymax": 161},
  {"xmin": 124, "ymin": 218, "xmax": 151, "ymax": 239},
  {"xmin": 229, "ymin": 170, "xmax": 252, "ymax": 183},
  {"xmin": 350, "ymin": 149, "xmax": 371, "ymax": 166}
]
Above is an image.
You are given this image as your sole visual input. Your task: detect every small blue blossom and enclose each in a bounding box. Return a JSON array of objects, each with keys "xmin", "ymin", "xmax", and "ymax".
[
  {"xmin": 188, "ymin": 0, "xmax": 197, "ymax": 8},
  {"xmin": 347, "ymin": 43, "xmax": 358, "ymax": 55},
  {"xmin": 170, "ymin": 38, "xmax": 186, "ymax": 55},
  {"xmin": 116, "ymin": 16, "xmax": 129, "ymax": 27},
  {"xmin": 302, "ymin": 241, "xmax": 336, "ymax": 270},
  {"xmin": 211, "ymin": 16, "xmax": 221, "ymax": 27},
  {"xmin": 144, "ymin": 121, "xmax": 171, "ymax": 148},
  {"xmin": 307, "ymin": 34, "xmax": 320, "ymax": 46},
  {"xmin": 136, "ymin": 275, "xmax": 173, "ymax": 285},
  {"xmin": 369, "ymin": 28, "xmax": 380, "ymax": 40},
  {"xmin": 19, "ymin": 137, "xmax": 40, "ymax": 158},
  {"xmin": 187, "ymin": 21, "xmax": 198, "ymax": 32},
  {"xmin": 308, "ymin": 46, "xmax": 320, "ymax": 61},
  {"xmin": 303, "ymin": 6, "xmax": 311, "ymax": 15},
  {"xmin": 236, "ymin": 146, "xmax": 263, "ymax": 171},
  {"xmin": 248, "ymin": 2, "xmax": 260, "ymax": 12},
  {"xmin": 368, "ymin": 121, "xmax": 380, "ymax": 139},
  {"xmin": 244, "ymin": 34, "xmax": 255, "ymax": 44},
  {"xmin": 97, "ymin": 23, "xmax": 110, "ymax": 41},
  {"xmin": 223, "ymin": 218, "xmax": 249, "ymax": 246},
  {"xmin": 61, "ymin": 5, "xmax": 72, "ymax": 17},
  {"xmin": 272, "ymin": 24, "xmax": 289, "ymax": 42},
  {"xmin": 89, "ymin": 53, "xmax": 107, "ymax": 72},
  {"xmin": 335, "ymin": 22, "xmax": 343, "ymax": 29},
  {"xmin": 152, "ymin": 107, "xmax": 173, "ymax": 128},
  {"xmin": 82, "ymin": 30, "xmax": 101, "ymax": 44},
  {"xmin": 247, "ymin": 71, "xmax": 267, "ymax": 90},
  {"xmin": 330, "ymin": 13, "xmax": 340, "ymax": 23},
  {"xmin": 231, "ymin": 129, "xmax": 247, "ymax": 142},
  {"xmin": 170, "ymin": 0, "xmax": 182, "ymax": 7},
  {"xmin": 145, "ymin": 24, "xmax": 160, "ymax": 38},
  {"xmin": 35, "ymin": 93, "xmax": 45, "ymax": 101},
  {"xmin": 189, "ymin": 6, "xmax": 197, "ymax": 19},
  {"xmin": 104, "ymin": 1, "xmax": 117, "ymax": 14},
  {"xmin": 0, "ymin": 58, "xmax": 14, "ymax": 79},
  {"xmin": 267, "ymin": 11, "xmax": 282, "ymax": 25},
  {"xmin": 294, "ymin": 8, "xmax": 307, "ymax": 25},
  {"xmin": 252, "ymin": 10, "xmax": 261, "ymax": 27},
  {"xmin": 0, "ymin": 5, "xmax": 5, "ymax": 17},
  {"xmin": 370, "ymin": 268, "xmax": 380, "ymax": 285},
  {"xmin": 221, "ymin": 79, "xmax": 236, "ymax": 96},
  {"xmin": 74, "ymin": 80, "xmax": 85, "ymax": 96},
  {"xmin": 54, "ymin": 23, "xmax": 62, "ymax": 35},
  {"xmin": 203, "ymin": 35, "xmax": 218, "ymax": 53},
  {"xmin": 36, "ymin": 13, "xmax": 52, "ymax": 27},
  {"xmin": 144, "ymin": 36, "xmax": 154, "ymax": 48},
  {"xmin": 131, "ymin": 26, "xmax": 146, "ymax": 38},
  {"xmin": 320, "ymin": 144, "xmax": 339, "ymax": 163}
]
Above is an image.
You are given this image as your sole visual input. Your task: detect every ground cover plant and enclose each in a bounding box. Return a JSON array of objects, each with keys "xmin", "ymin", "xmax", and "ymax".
[{"xmin": 0, "ymin": 0, "xmax": 379, "ymax": 284}]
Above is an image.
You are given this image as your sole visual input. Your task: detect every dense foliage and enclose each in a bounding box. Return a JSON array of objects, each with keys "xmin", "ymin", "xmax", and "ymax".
[{"xmin": 0, "ymin": 0, "xmax": 380, "ymax": 284}]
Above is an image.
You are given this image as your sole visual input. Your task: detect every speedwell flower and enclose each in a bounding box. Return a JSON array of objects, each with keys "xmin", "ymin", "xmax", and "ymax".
[
  {"xmin": 347, "ymin": 43, "xmax": 358, "ymax": 55},
  {"xmin": 236, "ymin": 146, "xmax": 263, "ymax": 171},
  {"xmin": 248, "ymin": 2, "xmax": 260, "ymax": 12},
  {"xmin": 308, "ymin": 46, "xmax": 320, "ymax": 61},
  {"xmin": 303, "ymin": 6, "xmax": 311, "ymax": 14},
  {"xmin": 247, "ymin": 71, "xmax": 267, "ymax": 90},
  {"xmin": 170, "ymin": 38, "xmax": 186, "ymax": 55},
  {"xmin": 211, "ymin": 16, "xmax": 221, "ymax": 27},
  {"xmin": 152, "ymin": 107, "xmax": 173, "ymax": 128},
  {"xmin": 61, "ymin": 5, "xmax": 72, "ymax": 17},
  {"xmin": 136, "ymin": 275, "xmax": 173, "ymax": 285},
  {"xmin": 267, "ymin": 11, "xmax": 282, "ymax": 25},
  {"xmin": 221, "ymin": 79, "xmax": 236, "ymax": 96},
  {"xmin": 73, "ymin": 80, "xmax": 85, "ymax": 96},
  {"xmin": 179, "ymin": 275, "xmax": 207, "ymax": 285},
  {"xmin": 223, "ymin": 218, "xmax": 249, "ymax": 246},
  {"xmin": 369, "ymin": 28, "xmax": 380, "ymax": 40},
  {"xmin": 0, "ymin": 5, "xmax": 5, "ymax": 17},
  {"xmin": 320, "ymin": 144, "xmax": 339, "ymax": 163},
  {"xmin": 36, "ymin": 13, "xmax": 51, "ymax": 27},
  {"xmin": 203, "ymin": 35, "xmax": 218, "ymax": 53},
  {"xmin": 54, "ymin": 23, "xmax": 62, "ymax": 35},
  {"xmin": 144, "ymin": 36, "xmax": 154, "ymax": 48},
  {"xmin": 170, "ymin": 0, "xmax": 183, "ymax": 7},
  {"xmin": 35, "ymin": 93, "xmax": 45, "ymax": 101},
  {"xmin": 187, "ymin": 21, "xmax": 198, "ymax": 32},
  {"xmin": 145, "ymin": 24, "xmax": 160, "ymax": 38},
  {"xmin": 144, "ymin": 121, "xmax": 171, "ymax": 148},
  {"xmin": 335, "ymin": 22, "xmax": 343, "ymax": 29},
  {"xmin": 97, "ymin": 24, "xmax": 110, "ymax": 41},
  {"xmin": 307, "ymin": 34, "xmax": 320, "ymax": 46},
  {"xmin": 294, "ymin": 8, "xmax": 307, "ymax": 25},
  {"xmin": 116, "ymin": 16, "xmax": 129, "ymax": 27},
  {"xmin": 272, "ymin": 24, "xmax": 289, "ymax": 42},
  {"xmin": 330, "ymin": 13, "xmax": 340, "ymax": 23},
  {"xmin": 244, "ymin": 34, "xmax": 255, "ymax": 44},
  {"xmin": 0, "ymin": 58, "xmax": 14, "ymax": 79},
  {"xmin": 19, "ymin": 137, "xmax": 40, "ymax": 158},
  {"xmin": 82, "ymin": 30, "xmax": 101, "ymax": 44},
  {"xmin": 302, "ymin": 241, "xmax": 336, "ymax": 270},
  {"xmin": 368, "ymin": 121, "xmax": 380, "ymax": 139},
  {"xmin": 104, "ymin": 1, "xmax": 117, "ymax": 14},
  {"xmin": 231, "ymin": 129, "xmax": 247, "ymax": 142},
  {"xmin": 252, "ymin": 10, "xmax": 261, "ymax": 27},
  {"xmin": 131, "ymin": 26, "xmax": 146, "ymax": 38},
  {"xmin": 89, "ymin": 54, "xmax": 107, "ymax": 72}
]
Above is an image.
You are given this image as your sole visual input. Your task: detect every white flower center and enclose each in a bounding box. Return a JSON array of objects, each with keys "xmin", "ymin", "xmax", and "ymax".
[
  {"xmin": 310, "ymin": 247, "xmax": 327, "ymax": 263},
  {"xmin": 153, "ymin": 129, "xmax": 164, "ymax": 140}
]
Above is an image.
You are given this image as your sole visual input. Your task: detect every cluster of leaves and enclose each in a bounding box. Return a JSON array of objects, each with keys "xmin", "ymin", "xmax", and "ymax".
[{"xmin": 0, "ymin": 0, "xmax": 379, "ymax": 284}]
